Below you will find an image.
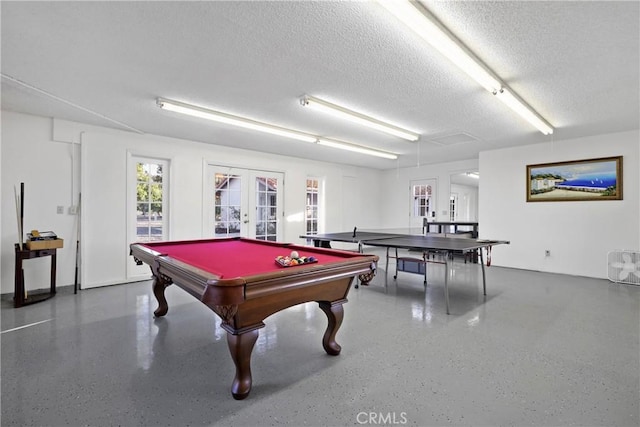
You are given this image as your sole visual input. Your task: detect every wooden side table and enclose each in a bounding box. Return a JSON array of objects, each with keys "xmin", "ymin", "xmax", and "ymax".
[{"xmin": 14, "ymin": 243, "xmax": 57, "ymax": 308}]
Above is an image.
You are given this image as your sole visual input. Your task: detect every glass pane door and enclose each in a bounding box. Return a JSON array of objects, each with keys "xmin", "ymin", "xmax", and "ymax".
[
  {"xmin": 136, "ymin": 162, "xmax": 166, "ymax": 242},
  {"xmin": 214, "ymin": 172, "xmax": 244, "ymax": 238},
  {"xmin": 127, "ymin": 155, "xmax": 169, "ymax": 280},
  {"xmin": 254, "ymin": 176, "xmax": 279, "ymax": 241},
  {"xmin": 409, "ymin": 179, "xmax": 437, "ymax": 228}
]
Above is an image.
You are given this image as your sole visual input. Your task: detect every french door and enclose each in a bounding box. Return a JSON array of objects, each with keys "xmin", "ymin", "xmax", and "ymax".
[{"xmin": 207, "ymin": 166, "xmax": 284, "ymax": 241}]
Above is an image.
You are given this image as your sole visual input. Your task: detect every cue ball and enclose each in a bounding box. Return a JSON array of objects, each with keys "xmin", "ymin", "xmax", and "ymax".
[{"xmin": 290, "ymin": 251, "xmax": 299, "ymax": 259}]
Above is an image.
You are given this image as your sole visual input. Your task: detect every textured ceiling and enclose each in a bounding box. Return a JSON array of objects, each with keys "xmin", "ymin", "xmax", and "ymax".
[{"xmin": 2, "ymin": 1, "xmax": 638, "ymax": 170}]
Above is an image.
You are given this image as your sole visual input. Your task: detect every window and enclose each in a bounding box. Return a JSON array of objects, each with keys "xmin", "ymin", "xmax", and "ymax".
[
  {"xmin": 450, "ymin": 194, "xmax": 457, "ymax": 221},
  {"xmin": 306, "ymin": 178, "xmax": 319, "ymax": 235},
  {"xmin": 136, "ymin": 161, "xmax": 166, "ymax": 242}
]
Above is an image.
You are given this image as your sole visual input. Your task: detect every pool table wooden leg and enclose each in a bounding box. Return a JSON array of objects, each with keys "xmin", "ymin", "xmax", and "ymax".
[
  {"xmin": 318, "ymin": 300, "xmax": 344, "ymax": 356},
  {"xmin": 151, "ymin": 272, "xmax": 172, "ymax": 317},
  {"xmin": 227, "ymin": 329, "xmax": 259, "ymax": 400}
]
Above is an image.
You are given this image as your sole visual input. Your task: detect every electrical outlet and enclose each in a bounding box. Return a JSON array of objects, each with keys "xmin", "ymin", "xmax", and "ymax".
[
  {"xmin": 57, "ymin": 205, "xmax": 64, "ymax": 214},
  {"xmin": 545, "ymin": 250, "xmax": 551, "ymax": 257},
  {"xmin": 69, "ymin": 205, "xmax": 78, "ymax": 215}
]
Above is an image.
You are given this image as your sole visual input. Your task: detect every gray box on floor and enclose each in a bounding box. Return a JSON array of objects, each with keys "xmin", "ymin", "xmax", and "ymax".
[{"xmin": 397, "ymin": 257, "xmax": 426, "ymax": 275}]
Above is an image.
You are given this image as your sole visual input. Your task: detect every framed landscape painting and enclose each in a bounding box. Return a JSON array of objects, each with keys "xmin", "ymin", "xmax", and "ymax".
[{"xmin": 526, "ymin": 156, "xmax": 622, "ymax": 202}]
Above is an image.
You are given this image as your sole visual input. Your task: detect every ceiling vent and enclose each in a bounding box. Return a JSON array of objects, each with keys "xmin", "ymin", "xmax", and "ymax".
[{"xmin": 429, "ymin": 132, "xmax": 479, "ymax": 146}]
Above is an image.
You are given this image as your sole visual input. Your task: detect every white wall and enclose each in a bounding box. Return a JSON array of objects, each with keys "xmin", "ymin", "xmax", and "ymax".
[
  {"xmin": 0, "ymin": 110, "xmax": 3, "ymax": 287},
  {"xmin": 3, "ymin": 110, "xmax": 638, "ymax": 293},
  {"xmin": 1, "ymin": 112, "xmax": 81, "ymax": 295},
  {"xmin": 450, "ymin": 183, "xmax": 478, "ymax": 222},
  {"xmin": 479, "ymin": 130, "xmax": 639, "ymax": 278},
  {"xmin": 1, "ymin": 111, "xmax": 382, "ymax": 292},
  {"xmin": 379, "ymin": 158, "xmax": 480, "ymax": 228}
]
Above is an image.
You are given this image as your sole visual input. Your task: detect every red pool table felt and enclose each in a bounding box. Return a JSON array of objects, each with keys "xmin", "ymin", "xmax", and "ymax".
[{"xmin": 141, "ymin": 239, "xmax": 354, "ymax": 279}]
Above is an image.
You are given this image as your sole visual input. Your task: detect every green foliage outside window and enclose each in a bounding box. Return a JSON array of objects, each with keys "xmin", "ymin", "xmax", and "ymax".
[{"xmin": 137, "ymin": 163, "xmax": 163, "ymax": 215}]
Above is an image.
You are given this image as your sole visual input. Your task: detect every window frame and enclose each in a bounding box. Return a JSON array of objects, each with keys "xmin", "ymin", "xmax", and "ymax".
[
  {"xmin": 131, "ymin": 156, "xmax": 170, "ymax": 243},
  {"xmin": 305, "ymin": 177, "xmax": 321, "ymax": 235}
]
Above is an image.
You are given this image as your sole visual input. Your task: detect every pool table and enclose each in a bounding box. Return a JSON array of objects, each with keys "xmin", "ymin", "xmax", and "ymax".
[{"xmin": 130, "ymin": 237, "xmax": 378, "ymax": 400}]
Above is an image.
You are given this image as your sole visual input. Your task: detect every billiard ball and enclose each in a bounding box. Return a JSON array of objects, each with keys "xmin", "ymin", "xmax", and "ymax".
[{"xmin": 290, "ymin": 250, "xmax": 299, "ymax": 259}]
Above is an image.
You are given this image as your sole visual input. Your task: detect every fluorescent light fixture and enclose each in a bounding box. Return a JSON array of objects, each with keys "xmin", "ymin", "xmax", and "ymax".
[
  {"xmin": 157, "ymin": 98, "xmax": 317, "ymax": 143},
  {"xmin": 466, "ymin": 172, "xmax": 479, "ymax": 179},
  {"xmin": 300, "ymin": 95, "xmax": 420, "ymax": 141},
  {"xmin": 494, "ymin": 88, "xmax": 554, "ymax": 135},
  {"xmin": 158, "ymin": 98, "xmax": 398, "ymax": 159},
  {"xmin": 375, "ymin": 0, "xmax": 554, "ymax": 135},
  {"xmin": 375, "ymin": 0, "xmax": 500, "ymax": 93},
  {"xmin": 317, "ymin": 138, "xmax": 398, "ymax": 160}
]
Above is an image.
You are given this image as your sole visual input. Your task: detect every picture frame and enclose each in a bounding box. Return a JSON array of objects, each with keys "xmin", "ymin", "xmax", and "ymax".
[{"xmin": 526, "ymin": 156, "xmax": 622, "ymax": 202}]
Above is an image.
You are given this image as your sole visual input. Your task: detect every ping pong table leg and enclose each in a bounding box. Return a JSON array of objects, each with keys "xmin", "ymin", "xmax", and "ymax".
[
  {"xmin": 354, "ymin": 242, "xmax": 365, "ymax": 289},
  {"xmin": 422, "ymin": 251, "xmax": 427, "ymax": 286},
  {"xmin": 393, "ymin": 247, "xmax": 398, "ymax": 280},
  {"xmin": 480, "ymin": 247, "xmax": 487, "ymax": 295},
  {"xmin": 444, "ymin": 251, "xmax": 450, "ymax": 315},
  {"xmin": 384, "ymin": 247, "xmax": 390, "ymax": 290}
]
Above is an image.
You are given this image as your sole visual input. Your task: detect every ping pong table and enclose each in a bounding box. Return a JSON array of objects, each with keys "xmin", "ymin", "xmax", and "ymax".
[{"xmin": 300, "ymin": 229, "xmax": 509, "ymax": 314}]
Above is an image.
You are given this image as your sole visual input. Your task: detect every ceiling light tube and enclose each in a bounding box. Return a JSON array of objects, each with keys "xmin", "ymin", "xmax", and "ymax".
[
  {"xmin": 157, "ymin": 98, "xmax": 318, "ymax": 143},
  {"xmin": 494, "ymin": 88, "xmax": 554, "ymax": 135},
  {"xmin": 158, "ymin": 98, "xmax": 397, "ymax": 159},
  {"xmin": 301, "ymin": 95, "xmax": 420, "ymax": 141},
  {"xmin": 317, "ymin": 138, "xmax": 398, "ymax": 160},
  {"xmin": 375, "ymin": 0, "xmax": 501, "ymax": 93}
]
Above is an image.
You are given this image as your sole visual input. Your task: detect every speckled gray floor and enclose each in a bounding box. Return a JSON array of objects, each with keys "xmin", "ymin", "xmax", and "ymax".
[{"xmin": 2, "ymin": 251, "xmax": 639, "ymax": 426}]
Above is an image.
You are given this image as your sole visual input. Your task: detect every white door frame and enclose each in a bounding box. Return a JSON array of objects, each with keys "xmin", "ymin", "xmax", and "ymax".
[
  {"xmin": 409, "ymin": 178, "xmax": 437, "ymax": 228},
  {"xmin": 126, "ymin": 153, "xmax": 171, "ymax": 281}
]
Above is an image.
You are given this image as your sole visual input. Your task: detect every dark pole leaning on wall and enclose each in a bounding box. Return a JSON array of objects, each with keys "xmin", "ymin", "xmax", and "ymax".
[
  {"xmin": 20, "ymin": 183, "xmax": 24, "ymax": 249},
  {"xmin": 74, "ymin": 193, "xmax": 81, "ymax": 294}
]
